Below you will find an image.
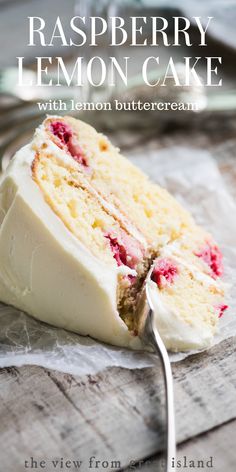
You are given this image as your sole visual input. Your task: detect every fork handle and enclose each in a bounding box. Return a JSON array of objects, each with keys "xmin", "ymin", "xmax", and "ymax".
[{"xmin": 149, "ymin": 311, "xmax": 176, "ymax": 472}]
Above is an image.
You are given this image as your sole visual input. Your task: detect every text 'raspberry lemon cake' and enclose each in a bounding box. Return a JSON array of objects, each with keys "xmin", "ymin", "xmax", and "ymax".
[{"xmin": 0, "ymin": 116, "xmax": 227, "ymax": 351}]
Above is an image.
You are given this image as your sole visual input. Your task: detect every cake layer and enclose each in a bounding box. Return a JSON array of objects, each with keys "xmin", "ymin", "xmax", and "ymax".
[
  {"xmin": 43, "ymin": 116, "xmax": 195, "ymax": 249},
  {"xmin": 180, "ymin": 227, "xmax": 224, "ymax": 279},
  {"xmin": 146, "ymin": 244, "xmax": 226, "ymax": 350},
  {"xmin": 32, "ymin": 150, "xmax": 145, "ymax": 269},
  {"xmin": 32, "ymin": 147, "xmax": 152, "ymax": 319}
]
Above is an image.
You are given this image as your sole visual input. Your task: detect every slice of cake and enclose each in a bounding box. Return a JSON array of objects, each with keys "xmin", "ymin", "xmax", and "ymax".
[{"xmin": 0, "ymin": 115, "xmax": 227, "ymax": 351}]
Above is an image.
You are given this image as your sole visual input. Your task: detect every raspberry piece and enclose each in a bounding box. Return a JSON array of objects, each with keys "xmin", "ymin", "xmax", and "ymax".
[
  {"xmin": 216, "ymin": 304, "xmax": 228, "ymax": 318},
  {"xmin": 105, "ymin": 231, "xmax": 143, "ymax": 269},
  {"xmin": 195, "ymin": 241, "xmax": 223, "ymax": 278},
  {"xmin": 50, "ymin": 121, "xmax": 72, "ymax": 145},
  {"xmin": 151, "ymin": 258, "xmax": 179, "ymax": 289},
  {"xmin": 67, "ymin": 137, "xmax": 88, "ymax": 167},
  {"xmin": 105, "ymin": 235, "xmax": 128, "ymax": 267},
  {"xmin": 50, "ymin": 121, "xmax": 88, "ymax": 168}
]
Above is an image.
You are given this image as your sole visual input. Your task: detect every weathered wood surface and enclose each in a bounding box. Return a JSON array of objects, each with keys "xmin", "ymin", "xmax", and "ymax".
[
  {"xmin": 123, "ymin": 419, "xmax": 236, "ymax": 472},
  {"xmin": 0, "ymin": 336, "xmax": 235, "ymax": 472}
]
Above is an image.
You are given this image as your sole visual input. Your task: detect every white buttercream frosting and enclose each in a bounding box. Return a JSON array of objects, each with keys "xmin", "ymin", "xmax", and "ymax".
[
  {"xmin": 0, "ymin": 117, "xmax": 223, "ymax": 352},
  {"xmin": 0, "ymin": 141, "xmax": 141, "ymax": 348}
]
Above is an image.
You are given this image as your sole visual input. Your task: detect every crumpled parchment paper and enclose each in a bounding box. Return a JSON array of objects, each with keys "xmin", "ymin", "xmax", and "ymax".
[{"xmin": 0, "ymin": 145, "xmax": 235, "ymax": 374}]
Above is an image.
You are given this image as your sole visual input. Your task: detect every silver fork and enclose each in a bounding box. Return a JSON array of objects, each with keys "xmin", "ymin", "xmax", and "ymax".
[{"xmin": 136, "ymin": 263, "xmax": 176, "ymax": 472}]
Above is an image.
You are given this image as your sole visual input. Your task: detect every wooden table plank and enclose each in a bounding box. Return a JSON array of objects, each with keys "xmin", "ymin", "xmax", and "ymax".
[
  {"xmin": 123, "ymin": 419, "xmax": 236, "ymax": 472},
  {"xmin": 0, "ymin": 336, "xmax": 235, "ymax": 472}
]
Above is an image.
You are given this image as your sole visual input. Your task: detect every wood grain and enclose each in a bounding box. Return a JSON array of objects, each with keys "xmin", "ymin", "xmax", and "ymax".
[
  {"xmin": 123, "ymin": 419, "xmax": 236, "ymax": 471},
  {"xmin": 0, "ymin": 336, "xmax": 235, "ymax": 472}
]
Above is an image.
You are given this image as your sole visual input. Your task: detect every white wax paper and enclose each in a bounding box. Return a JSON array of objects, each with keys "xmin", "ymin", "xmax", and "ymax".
[{"xmin": 0, "ymin": 145, "xmax": 235, "ymax": 374}]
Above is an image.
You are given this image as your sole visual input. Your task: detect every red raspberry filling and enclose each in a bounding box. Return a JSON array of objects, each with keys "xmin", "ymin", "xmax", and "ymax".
[
  {"xmin": 50, "ymin": 121, "xmax": 72, "ymax": 145},
  {"xmin": 105, "ymin": 231, "xmax": 143, "ymax": 270},
  {"xmin": 151, "ymin": 258, "xmax": 179, "ymax": 289},
  {"xmin": 50, "ymin": 121, "xmax": 88, "ymax": 168},
  {"xmin": 216, "ymin": 303, "xmax": 228, "ymax": 318},
  {"xmin": 195, "ymin": 241, "xmax": 223, "ymax": 278},
  {"xmin": 105, "ymin": 235, "xmax": 128, "ymax": 267}
]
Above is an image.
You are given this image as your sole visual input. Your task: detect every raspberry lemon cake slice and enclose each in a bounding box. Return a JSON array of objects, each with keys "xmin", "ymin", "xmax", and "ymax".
[{"xmin": 0, "ymin": 116, "xmax": 227, "ymax": 350}]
